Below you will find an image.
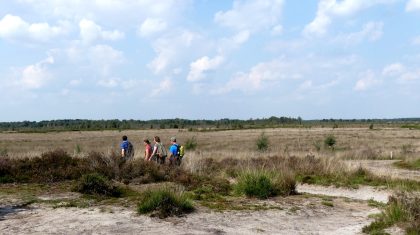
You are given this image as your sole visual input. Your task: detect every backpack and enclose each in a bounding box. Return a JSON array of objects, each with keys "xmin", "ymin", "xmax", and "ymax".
[
  {"xmin": 177, "ymin": 145, "xmax": 185, "ymax": 158},
  {"xmin": 126, "ymin": 141, "xmax": 134, "ymax": 158},
  {"xmin": 156, "ymin": 142, "xmax": 167, "ymax": 157}
]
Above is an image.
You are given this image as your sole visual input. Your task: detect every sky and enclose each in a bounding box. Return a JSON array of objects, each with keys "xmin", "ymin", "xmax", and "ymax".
[{"xmin": 1, "ymin": 0, "xmax": 420, "ymax": 121}]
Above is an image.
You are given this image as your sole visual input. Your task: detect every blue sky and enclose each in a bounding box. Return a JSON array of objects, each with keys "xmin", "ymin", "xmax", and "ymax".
[{"xmin": 1, "ymin": 0, "xmax": 420, "ymax": 121}]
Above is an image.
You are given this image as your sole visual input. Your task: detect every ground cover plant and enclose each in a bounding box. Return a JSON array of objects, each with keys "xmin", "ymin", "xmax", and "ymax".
[
  {"xmin": 75, "ymin": 173, "xmax": 122, "ymax": 197},
  {"xmin": 137, "ymin": 188, "xmax": 194, "ymax": 218},
  {"xmin": 363, "ymin": 192, "xmax": 420, "ymax": 234}
]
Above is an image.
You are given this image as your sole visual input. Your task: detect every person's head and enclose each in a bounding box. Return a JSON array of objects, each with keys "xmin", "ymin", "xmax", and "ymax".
[
  {"xmin": 143, "ymin": 139, "xmax": 150, "ymax": 145},
  {"xmin": 122, "ymin": 135, "xmax": 128, "ymax": 141},
  {"xmin": 170, "ymin": 136, "xmax": 176, "ymax": 143},
  {"xmin": 154, "ymin": 136, "xmax": 160, "ymax": 142}
]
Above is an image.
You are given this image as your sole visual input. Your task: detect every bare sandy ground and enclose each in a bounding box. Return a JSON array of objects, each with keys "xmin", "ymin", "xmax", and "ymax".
[
  {"xmin": 297, "ymin": 184, "xmax": 391, "ymax": 203},
  {"xmin": 1, "ymin": 195, "xmax": 379, "ymax": 235}
]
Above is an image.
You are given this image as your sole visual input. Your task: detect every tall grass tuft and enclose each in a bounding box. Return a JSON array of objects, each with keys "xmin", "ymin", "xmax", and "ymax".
[
  {"xmin": 363, "ymin": 192, "xmax": 419, "ymax": 234},
  {"xmin": 235, "ymin": 169, "xmax": 295, "ymax": 199},
  {"xmin": 138, "ymin": 188, "xmax": 194, "ymax": 218}
]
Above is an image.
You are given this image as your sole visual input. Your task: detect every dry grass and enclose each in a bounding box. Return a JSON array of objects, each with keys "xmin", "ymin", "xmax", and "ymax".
[{"xmin": 1, "ymin": 128, "xmax": 418, "ymax": 161}]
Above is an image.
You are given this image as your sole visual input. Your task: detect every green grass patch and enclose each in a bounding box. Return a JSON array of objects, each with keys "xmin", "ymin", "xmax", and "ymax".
[
  {"xmin": 137, "ymin": 188, "xmax": 194, "ymax": 218},
  {"xmin": 235, "ymin": 170, "xmax": 296, "ymax": 199}
]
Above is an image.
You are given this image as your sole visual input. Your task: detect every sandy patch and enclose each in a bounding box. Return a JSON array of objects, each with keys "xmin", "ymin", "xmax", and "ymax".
[
  {"xmin": 0, "ymin": 195, "xmax": 379, "ymax": 235},
  {"xmin": 297, "ymin": 184, "xmax": 391, "ymax": 203}
]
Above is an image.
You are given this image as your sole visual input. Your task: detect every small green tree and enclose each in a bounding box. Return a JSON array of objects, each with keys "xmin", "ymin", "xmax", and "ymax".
[
  {"xmin": 324, "ymin": 135, "xmax": 336, "ymax": 150},
  {"xmin": 256, "ymin": 132, "xmax": 269, "ymax": 152},
  {"xmin": 185, "ymin": 136, "xmax": 197, "ymax": 150}
]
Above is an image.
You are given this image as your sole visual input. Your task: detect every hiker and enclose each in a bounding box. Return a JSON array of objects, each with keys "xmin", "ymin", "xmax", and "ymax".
[
  {"xmin": 120, "ymin": 135, "xmax": 134, "ymax": 161},
  {"xmin": 143, "ymin": 138, "xmax": 152, "ymax": 161},
  {"xmin": 150, "ymin": 136, "xmax": 167, "ymax": 164},
  {"xmin": 169, "ymin": 136, "xmax": 181, "ymax": 166}
]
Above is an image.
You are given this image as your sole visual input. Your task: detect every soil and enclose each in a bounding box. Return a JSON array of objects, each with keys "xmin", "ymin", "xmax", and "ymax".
[{"xmin": 1, "ymin": 195, "xmax": 379, "ymax": 235}]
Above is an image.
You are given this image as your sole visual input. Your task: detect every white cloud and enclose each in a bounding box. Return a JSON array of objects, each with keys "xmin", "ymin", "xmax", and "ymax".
[
  {"xmin": 79, "ymin": 19, "xmax": 124, "ymax": 44},
  {"xmin": 97, "ymin": 77, "xmax": 120, "ymax": 88},
  {"xmin": 148, "ymin": 30, "xmax": 204, "ymax": 75},
  {"xmin": 151, "ymin": 78, "xmax": 172, "ymax": 96},
  {"xmin": 16, "ymin": 56, "xmax": 55, "ymax": 89},
  {"xmin": 406, "ymin": 0, "xmax": 420, "ymax": 11},
  {"xmin": 354, "ymin": 70, "xmax": 381, "ymax": 91},
  {"xmin": 334, "ymin": 21, "xmax": 383, "ymax": 45},
  {"xmin": 0, "ymin": 14, "xmax": 69, "ymax": 42},
  {"xmin": 382, "ymin": 63, "xmax": 405, "ymax": 76},
  {"xmin": 383, "ymin": 63, "xmax": 420, "ymax": 81},
  {"xmin": 89, "ymin": 44, "xmax": 124, "ymax": 76},
  {"xmin": 15, "ymin": 0, "xmax": 190, "ymax": 25},
  {"xmin": 138, "ymin": 18, "xmax": 167, "ymax": 37},
  {"xmin": 214, "ymin": 0, "xmax": 284, "ymax": 33},
  {"xmin": 303, "ymin": 0, "xmax": 394, "ymax": 37},
  {"xmin": 411, "ymin": 35, "xmax": 420, "ymax": 45},
  {"xmin": 271, "ymin": 25, "xmax": 283, "ymax": 35},
  {"xmin": 214, "ymin": 59, "xmax": 289, "ymax": 93},
  {"xmin": 187, "ymin": 56, "xmax": 224, "ymax": 82}
]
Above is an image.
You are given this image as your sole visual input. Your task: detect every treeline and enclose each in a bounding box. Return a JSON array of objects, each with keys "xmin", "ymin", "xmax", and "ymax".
[
  {"xmin": 0, "ymin": 116, "xmax": 302, "ymax": 132},
  {"xmin": 1, "ymin": 117, "xmax": 419, "ymax": 132}
]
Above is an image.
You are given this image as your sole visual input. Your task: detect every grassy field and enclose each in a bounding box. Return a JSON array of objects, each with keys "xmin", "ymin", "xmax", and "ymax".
[
  {"xmin": 0, "ymin": 127, "xmax": 419, "ymax": 234},
  {"xmin": 0, "ymin": 127, "xmax": 419, "ymax": 160}
]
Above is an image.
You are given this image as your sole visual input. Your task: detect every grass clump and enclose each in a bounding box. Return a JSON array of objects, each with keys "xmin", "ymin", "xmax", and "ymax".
[
  {"xmin": 363, "ymin": 193, "xmax": 419, "ymax": 234},
  {"xmin": 75, "ymin": 173, "xmax": 122, "ymax": 197},
  {"xmin": 235, "ymin": 170, "xmax": 296, "ymax": 199},
  {"xmin": 256, "ymin": 132, "xmax": 269, "ymax": 152},
  {"xmin": 137, "ymin": 188, "xmax": 194, "ymax": 218}
]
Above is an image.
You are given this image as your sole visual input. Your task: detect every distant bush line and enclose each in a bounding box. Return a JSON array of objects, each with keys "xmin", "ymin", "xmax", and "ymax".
[{"xmin": 1, "ymin": 117, "xmax": 419, "ymax": 132}]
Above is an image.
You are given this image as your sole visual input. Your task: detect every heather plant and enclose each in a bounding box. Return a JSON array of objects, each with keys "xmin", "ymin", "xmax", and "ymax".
[{"xmin": 75, "ymin": 173, "xmax": 122, "ymax": 197}]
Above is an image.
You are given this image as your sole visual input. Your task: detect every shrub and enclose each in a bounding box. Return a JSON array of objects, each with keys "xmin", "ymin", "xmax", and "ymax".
[
  {"xmin": 256, "ymin": 132, "xmax": 269, "ymax": 152},
  {"xmin": 75, "ymin": 173, "xmax": 122, "ymax": 197},
  {"xmin": 119, "ymin": 158, "xmax": 166, "ymax": 183},
  {"xmin": 235, "ymin": 170, "xmax": 295, "ymax": 199},
  {"xmin": 324, "ymin": 135, "xmax": 336, "ymax": 149},
  {"xmin": 363, "ymin": 193, "xmax": 419, "ymax": 234},
  {"xmin": 138, "ymin": 188, "xmax": 194, "ymax": 218},
  {"xmin": 185, "ymin": 136, "xmax": 197, "ymax": 150}
]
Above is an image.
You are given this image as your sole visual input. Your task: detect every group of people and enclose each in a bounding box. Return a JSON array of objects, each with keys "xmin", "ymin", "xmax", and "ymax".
[{"xmin": 120, "ymin": 135, "xmax": 182, "ymax": 166}]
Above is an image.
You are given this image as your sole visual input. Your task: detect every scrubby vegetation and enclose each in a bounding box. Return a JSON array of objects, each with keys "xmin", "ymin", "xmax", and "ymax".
[
  {"xmin": 235, "ymin": 170, "xmax": 295, "ymax": 199},
  {"xmin": 256, "ymin": 132, "xmax": 269, "ymax": 152},
  {"xmin": 137, "ymin": 188, "xmax": 194, "ymax": 218},
  {"xmin": 394, "ymin": 158, "xmax": 420, "ymax": 170},
  {"xmin": 75, "ymin": 173, "xmax": 122, "ymax": 197},
  {"xmin": 363, "ymin": 193, "xmax": 420, "ymax": 234}
]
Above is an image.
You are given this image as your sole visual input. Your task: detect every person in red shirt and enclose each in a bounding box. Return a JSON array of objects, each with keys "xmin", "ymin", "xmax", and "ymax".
[{"xmin": 143, "ymin": 139, "xmax": 152, "ymax": 161}]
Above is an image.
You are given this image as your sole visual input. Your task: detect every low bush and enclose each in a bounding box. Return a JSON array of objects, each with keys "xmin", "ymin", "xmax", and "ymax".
[
  {"xmin": 256, "ymin": 132, "xmax": 269, "ymax": 152},
  {"xmin": 324, "ymin": 135, "xmax": 336, "ymax": 149},
  {"xmin": 235, "ymin": 170, "xmax": 295, "ymax": 199},
  {"xmin": 363, "ymin": 193, "xmax": 419, "ymax": 234},
  {"xmin": 138, "ymin": 188, "xmax": 194, "ymax": 218},
  {"xmin": 184, "ymin": 136, "xmax": 197, "ymax": 150},
  {"xmin": 75, "ymin": 173, "xmax": 122, "ymax": 197}
]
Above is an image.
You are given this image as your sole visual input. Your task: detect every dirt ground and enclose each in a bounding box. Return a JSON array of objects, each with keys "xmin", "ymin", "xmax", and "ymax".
[{"xmin": 1, "ymin": 193, "xmax": 380, "ymax": 235}]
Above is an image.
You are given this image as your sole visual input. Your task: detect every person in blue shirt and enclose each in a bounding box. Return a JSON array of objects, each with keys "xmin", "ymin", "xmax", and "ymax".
[
  {"xmin": 120, "ymin": 135, "xmax": 133, "ymax": 160},
  {"xmin": 169, "ymin": 136, "xmax": 180, "ymax": 166}
]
